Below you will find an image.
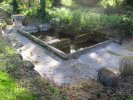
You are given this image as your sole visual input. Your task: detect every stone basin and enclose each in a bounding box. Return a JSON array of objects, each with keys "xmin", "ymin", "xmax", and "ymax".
[
  {"xmin": 12, "ymin": 14, "xmax": 25, "ymax": 27},
  {"xmin": 18, "ymin": 29, "xmax": 112, "ymax": 59}
]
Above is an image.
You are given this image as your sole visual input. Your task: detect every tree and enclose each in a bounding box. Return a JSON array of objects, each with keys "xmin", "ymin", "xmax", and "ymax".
[
  {"xmin": 125, "ymin": 0, "xmax": 133, "ymax": 6},
  {"xmin": 51, "ymin": 0, "xmax": 61, "ymax": 7},
  {"xmin": 12, "ymin": 0, "xmax": 18, "ymax": 13},
  {"xmin": 40, "ymin": 0, "xmax": 46, "ymax": 17}
]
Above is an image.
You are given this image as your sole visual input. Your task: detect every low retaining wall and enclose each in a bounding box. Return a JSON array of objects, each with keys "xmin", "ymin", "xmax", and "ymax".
[
  {"xmin": 74, "ymin": 33, "xmax": 91, "ymax": 44},
  {"xmin": 17, "ymin": 29, "xmax": 113, "ymax": 60},
  {"xmin": 17, "ymin": 29, "xmax": 69, "ymax": 59},
  {"xmin": 69, "ymin": 40, "xmax": 113, "ymax": 59},
  {"xmin": 50, "ymin": 38, "xmax": 71, "ymax": 49}
]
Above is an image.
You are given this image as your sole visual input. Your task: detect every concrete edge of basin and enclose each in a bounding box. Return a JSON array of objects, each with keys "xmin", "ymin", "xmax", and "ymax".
[
  {"xmin": 17, "ymin": 29, "xmax": 69, "ymax": 60},
  {"xmin": 69, "ymin": 40, "xmax": 113, "ymax": 58},
  {"xmin": 17, "ymin": 28, "xmax": 114, "ymax": 60}
]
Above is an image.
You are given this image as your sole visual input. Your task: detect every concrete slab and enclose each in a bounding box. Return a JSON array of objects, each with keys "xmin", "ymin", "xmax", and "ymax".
[{"xmin": 4, "ymin": 26, "xmax": 133, "ymax": 86}]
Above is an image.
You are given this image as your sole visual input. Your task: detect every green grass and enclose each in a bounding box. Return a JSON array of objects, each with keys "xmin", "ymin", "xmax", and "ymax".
[
  {"xmin": 0, "ymin": 70, "xmax": 36, "ymax": 100},
  {"xmin": 0, "ymin": 38, "xmax": 36, "ymax": 100}
]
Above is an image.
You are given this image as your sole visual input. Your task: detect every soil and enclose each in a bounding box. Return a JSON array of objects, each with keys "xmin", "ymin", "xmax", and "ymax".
[{"xmin": 6, "ymin": 55, "xmax": 133, "ymax": 100}]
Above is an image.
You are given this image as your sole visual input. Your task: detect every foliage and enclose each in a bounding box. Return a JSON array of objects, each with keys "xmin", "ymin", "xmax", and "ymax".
[
  {"xmin": 21, "ymin": 7, "xmax": 38, "ymax": 17},
  {"xmin": 99, "ymin": 0, "xmax": 125, "ymax": 8},
  {"xmin": 11, "ymin": 0, "xmax": 18, "ymax": 13},
  {"xmin": 51, "ymin": 0, "xmax": 61, "ymax": 7},
  {"xmin": 50, "ymin": 7, "xmax": 124, "ymax": 34},
  {"xmin": 39, "ymin": 0, "xmax": 46, "ymax": 17},
  {"xmin": 0, "ymin": 1, "xmax": 13, "ymax": 14},
  {"xmin": 125, "ymin": 0, "xmax": 133, "ymax": 6},
  {"xmin": 1, "ymin": 20, "xmax": 7, "ymax": 29},
  {"xmin": 61, "ymin": 0, "xmax": 75, "ymax": 6},
  {"xmin": 119, "ymin": 13, "xmax": 133, "ymax": 36}
]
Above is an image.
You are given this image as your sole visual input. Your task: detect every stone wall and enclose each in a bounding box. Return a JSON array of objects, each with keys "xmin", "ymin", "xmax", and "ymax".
[
  {"xmin": 50, "ymin": 38, "xmax": 71, "ymax": 49},
  {"xmin": 74, "ymin": 33, "xmax": 91, "ymax": 44}
]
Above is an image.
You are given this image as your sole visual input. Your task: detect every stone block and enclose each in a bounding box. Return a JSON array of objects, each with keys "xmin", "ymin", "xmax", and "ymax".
[
  {"xmin": 97, "ymin": 68, "xmax": 117, "ymax": 87},
  {"xmin": 119, "ymin": 57, "xmax": 133, "ymax": 76},
  {"xmin": 39, "ymin": 23, "xmax": 51, "ymax": 32}
]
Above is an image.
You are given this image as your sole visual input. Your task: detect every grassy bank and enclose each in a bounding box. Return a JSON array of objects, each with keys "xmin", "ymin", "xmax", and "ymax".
[{"xmin": 0, "ymin": 37, "xmax": 36, "ymax": 100}]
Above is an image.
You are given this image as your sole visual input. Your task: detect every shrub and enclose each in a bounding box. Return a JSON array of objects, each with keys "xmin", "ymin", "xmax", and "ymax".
[
  {"xmin": 0, "ymin": 2, "xmax": 13, "ymax": 14},
  {"xmin": 21, "ymin": 7, "xmax": 38, "ymax": 17},
  {"xmin": 40, "ymin": 0, "xmax": 46, "ymax": 16},
  {"xmin": 50, "ymin": 7, "xmax": 123, "ymax": 35},
  {"xmin": 12, "ymin": 0, "xmax": 18, "ymax": 13},
  {"xmin": 119, "ymin": 14, "xmax": 133, "ymax": 36},
  {"xmin": 1, "ymin": 20, "xmax": 7, "ymax": 29},
  {"xmin": 99, "ymin": 0, "xmax": 125, "ymax": 8},
  {"xmin": 61, "ymin": 0, "xmax": 75, "ymax": 6},
  {"xmin": 125, "ymin": 0, "xmax": 133, "ymax": 6},
  {"xmin": 51, "ymin": 0, "xmax": 61, "ymax": 7}
]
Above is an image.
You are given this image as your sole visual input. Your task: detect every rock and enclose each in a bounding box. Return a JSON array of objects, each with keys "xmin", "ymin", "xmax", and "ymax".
[
  {"xmin": 5, "ymin": 19, "xmax": 13, "ymax": 25},
  {"xmin": 15, "ymin": 54, "xmax": 23, "ymax": 61},
  {"xmin": 97, "ymin": 68, "xmax": 117, "ymax": 87},
  {"xmin": 119, "ymin": 57, "xmax": 133, "ymax": 76},
  {"xmin": 21, "ymin": 25, "xmax": 39, "ymax": 33},
  {"xmin": 24, "ymin": 60, "xmax": 34, "ymax": 69},
  {"xmin": 38, "ymin": 23, "xmax": 51, "ymax": 32},
  {"xmin": 13, "ymin": 42, "xmax": 23, "ymax": 49}
]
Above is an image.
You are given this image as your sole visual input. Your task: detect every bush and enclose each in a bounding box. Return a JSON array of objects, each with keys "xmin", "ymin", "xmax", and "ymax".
[
  {"xmin": 61, "ymin": 0, "xmax": 75, "ymax": 6},
  {"xmin": 1, "ymin": 20, "xmax": 7, "ymax": 29},
  {"xmin": 51, "ymin": 0, "xmax": 61, "ymax": 7},
  {"xmin": 49, "ymin": 7, "xmax": 123, "ymax": 35},
  {"xmin": 0, "ymin": 2, "xmax": 13, "ymax": 14},
  {"xmin": 99, "ymin": 0, "xmax": 125, "ymax": 8},
  {"xmin": 125, "ymin": 0, "xmax": 133, "ymax": 6},
  {"xmin": 21, "ymin": 7, "xmax": 38, "ymax": 17},
  {"xmin": 119, "ymin": 14, "xmax": 133, "ymax": 36},
  {"xmin": 12, "ymin": 0, "xmax": 18, "ymax": 13}
]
